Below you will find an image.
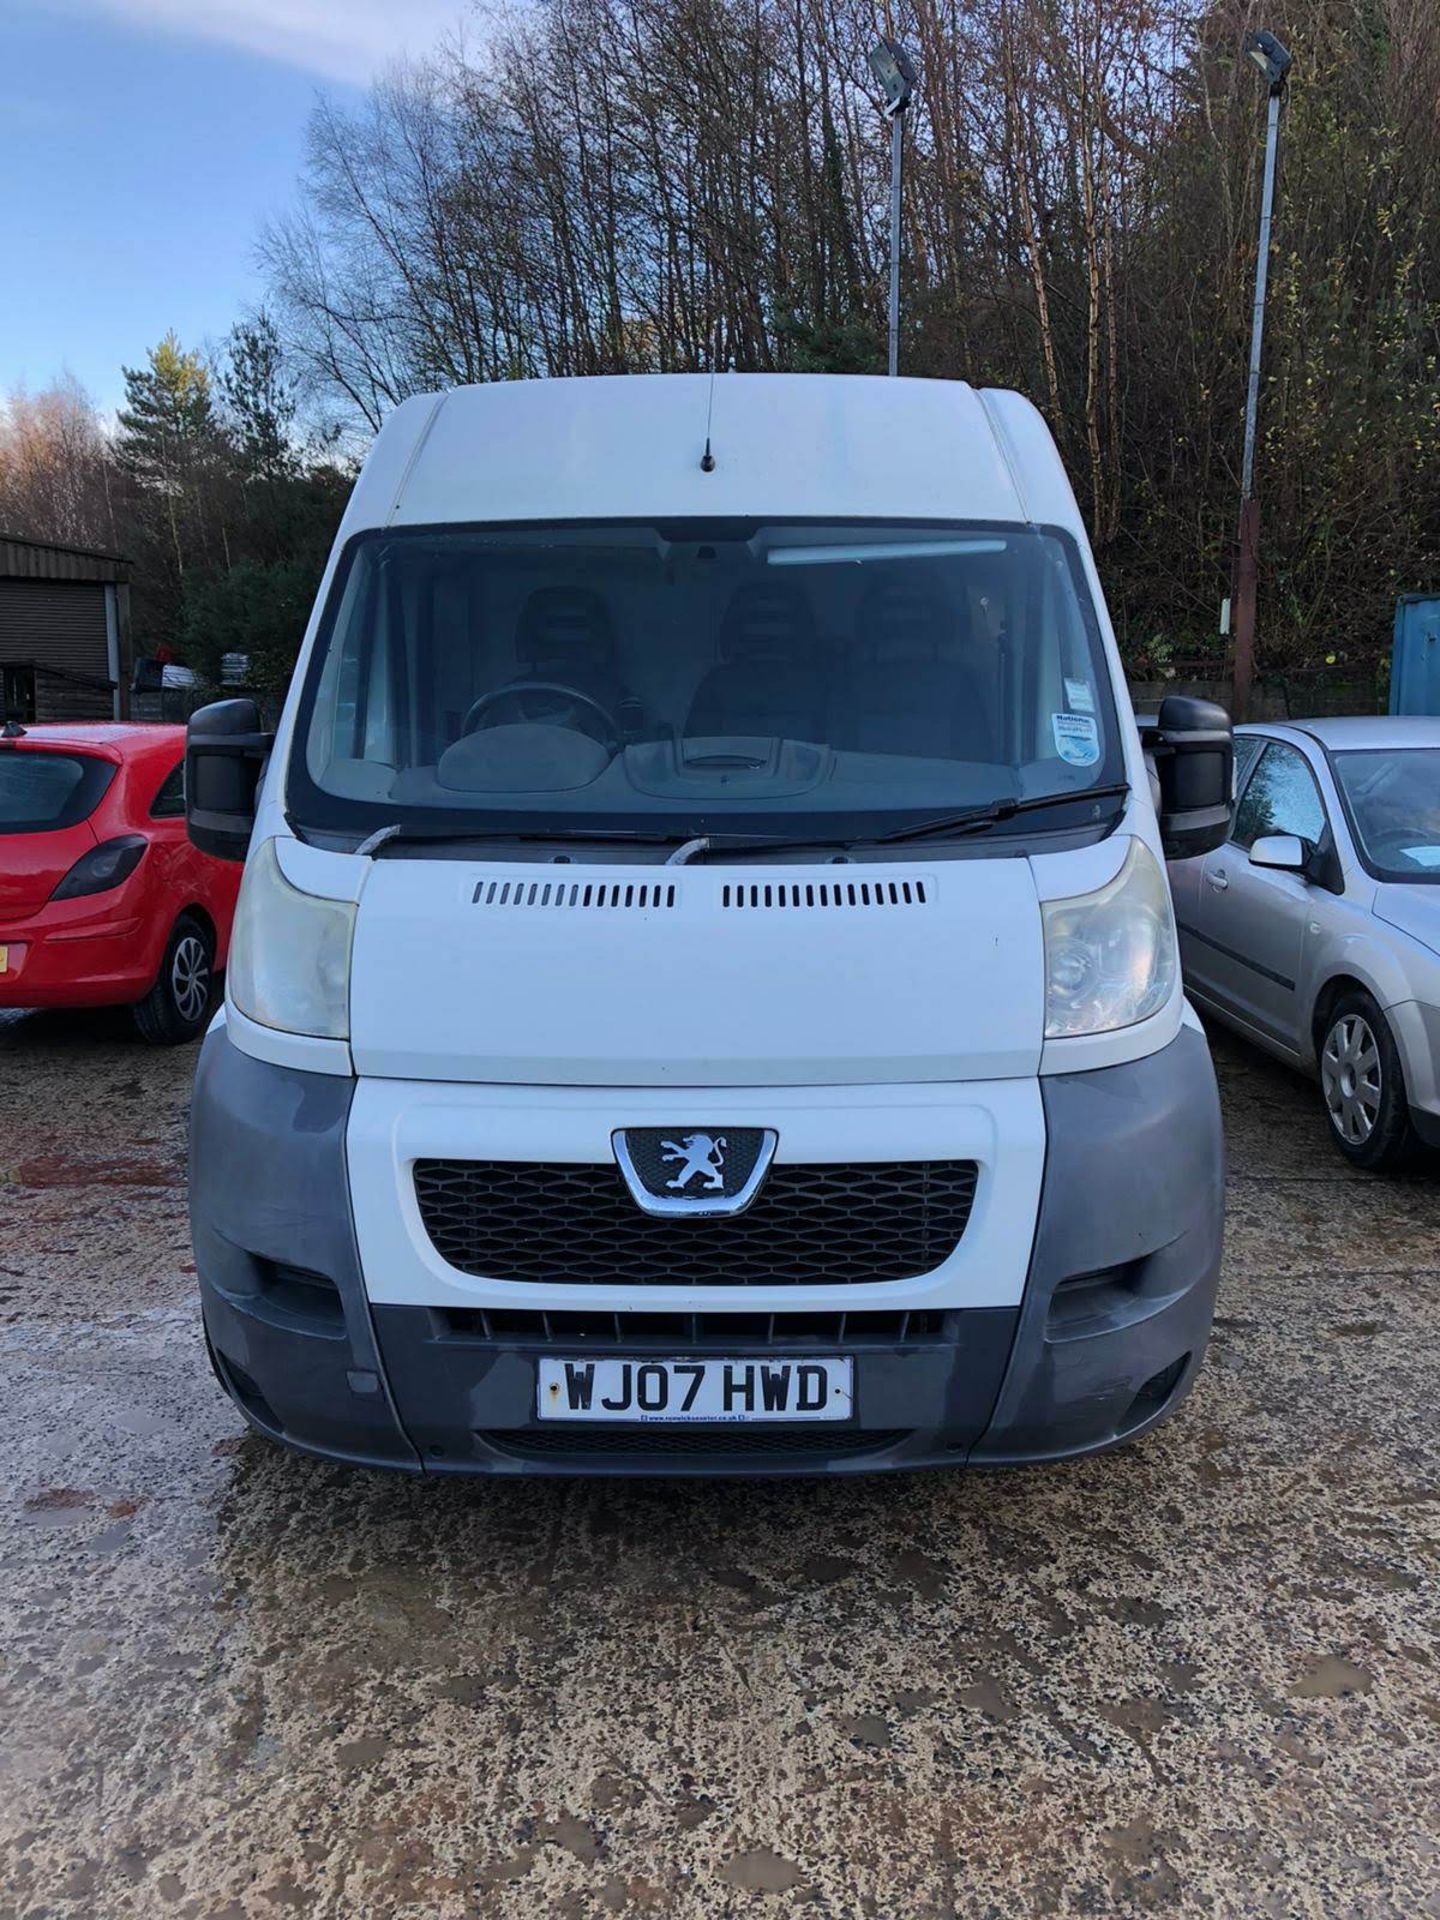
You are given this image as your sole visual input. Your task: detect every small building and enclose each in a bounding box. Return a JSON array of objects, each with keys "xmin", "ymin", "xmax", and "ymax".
[{"xmin": 0, "ymin": 533, "xmax": 132, "ymax": 723}]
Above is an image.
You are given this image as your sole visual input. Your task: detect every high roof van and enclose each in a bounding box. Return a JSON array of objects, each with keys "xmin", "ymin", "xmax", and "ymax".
[{"xmin": 186, "ymin": 373, "xmax": 1232, "ymax": 1476}]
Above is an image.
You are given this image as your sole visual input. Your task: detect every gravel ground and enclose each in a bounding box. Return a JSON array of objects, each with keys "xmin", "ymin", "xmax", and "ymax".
[{"xmin": 1, "ymin": 1006, "xmax": 1437, "ymax": 1919}]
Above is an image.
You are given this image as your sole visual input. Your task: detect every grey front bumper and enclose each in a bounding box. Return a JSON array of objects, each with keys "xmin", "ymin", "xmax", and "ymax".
[{"xmin": 190, "ymin": 1025, "xmax": 1223, "ymax": 1476}]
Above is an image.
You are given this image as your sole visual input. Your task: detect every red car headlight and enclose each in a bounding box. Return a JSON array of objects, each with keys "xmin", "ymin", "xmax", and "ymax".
[{"xmin": 50, "ymin": 834, "xmax": 148, "ymax": 901}]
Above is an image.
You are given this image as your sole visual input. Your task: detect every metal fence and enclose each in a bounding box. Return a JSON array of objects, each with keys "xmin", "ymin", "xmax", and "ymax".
[
  {"xmin": 1, "ymin": 658, "xmax": 117, "ymax": 724},
  {"xmin": 1129, "ymin": 671, "xmax": 1383, "ymax": 720}
]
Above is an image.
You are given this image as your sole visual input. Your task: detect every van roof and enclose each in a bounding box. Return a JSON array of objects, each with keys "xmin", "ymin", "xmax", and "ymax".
[{"xmin": 340, "ymin": 374, "xmax": 1084, "ymax": 541}]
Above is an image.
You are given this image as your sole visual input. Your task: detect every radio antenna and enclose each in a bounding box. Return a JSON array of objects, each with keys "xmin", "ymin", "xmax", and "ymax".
[{"xmin": 700, "ymin": 348, "xmax": 718, "ymax": 471}]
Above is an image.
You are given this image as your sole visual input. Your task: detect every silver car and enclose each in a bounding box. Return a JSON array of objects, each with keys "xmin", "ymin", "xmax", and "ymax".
[{"xmin": 1169, "ymin": 715, "xmax": 1440, "ymax": 1170}]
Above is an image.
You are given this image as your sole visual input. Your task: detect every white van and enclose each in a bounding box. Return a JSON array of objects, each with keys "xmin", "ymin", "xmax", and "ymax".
[{"xmin": 186, "ymin": 373, "xmax": 1232, "ymax": 1477}]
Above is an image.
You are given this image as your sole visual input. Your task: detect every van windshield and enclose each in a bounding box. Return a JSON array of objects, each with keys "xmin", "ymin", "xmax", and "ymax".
[{"xmin": 290, "ymin": 519, "xmax": 1122, "ymax": 844}]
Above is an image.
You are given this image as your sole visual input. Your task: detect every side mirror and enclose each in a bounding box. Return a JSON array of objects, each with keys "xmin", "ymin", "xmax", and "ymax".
[
  {"xmin": 185, "ymin": 698, "xmax": 272, "ymax": 862},
  {"xmin": 1249, "ymin": 833, "xmax": 1306, "ymax": 872},
  {"xmin": 1146, "ymin": 695, "xmax": 1234, "ymax": 860}
]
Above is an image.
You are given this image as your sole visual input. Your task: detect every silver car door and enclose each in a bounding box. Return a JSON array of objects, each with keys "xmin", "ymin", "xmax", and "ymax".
[
  {"xmin": 1175, "ymin": 731, "xmax": 1265, "ymax": 1013},
  {"xmin": 1196, "ymin": 740, "xmax": 1328, "ymax": 1046}
]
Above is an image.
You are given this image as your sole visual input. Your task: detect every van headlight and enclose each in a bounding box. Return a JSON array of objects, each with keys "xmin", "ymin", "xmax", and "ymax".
[
  {"xmin": 1043, "ymin": 839, "xmax": 1177, "ymax": 1038},
  {"xmin": 227, "ymin": 837, "xmax": 355, "ymax": 1040}
]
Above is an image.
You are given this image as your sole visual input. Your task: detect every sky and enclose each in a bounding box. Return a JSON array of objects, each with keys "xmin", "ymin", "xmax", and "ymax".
[{"xmin": 1, "ymin": 1, "xmax": 467, "ymax": 416}]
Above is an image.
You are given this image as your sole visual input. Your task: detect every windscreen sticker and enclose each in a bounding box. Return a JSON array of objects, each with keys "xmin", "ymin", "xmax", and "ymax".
[
  {"xmin": 1052, "ymin": 712, "xmax": 1100, "ymax": 767},
  {"xmin": 1064, "ymin": 677, "xmax": 1096, "ymax": 714},
  {"xmin": 1400, "ymin": 845, "xmax": 1440, "ymax": 869}
]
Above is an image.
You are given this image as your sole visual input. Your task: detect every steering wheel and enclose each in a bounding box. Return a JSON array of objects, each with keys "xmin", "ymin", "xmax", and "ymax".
[{"xmin": 461, "ymin": 682, "xmax": 619, "ymax": 750}]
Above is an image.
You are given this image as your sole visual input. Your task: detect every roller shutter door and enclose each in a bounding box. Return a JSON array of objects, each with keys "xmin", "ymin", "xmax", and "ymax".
[{"xmin": 0, "ymin": 580, "xmax": 113, "ymax": 720}]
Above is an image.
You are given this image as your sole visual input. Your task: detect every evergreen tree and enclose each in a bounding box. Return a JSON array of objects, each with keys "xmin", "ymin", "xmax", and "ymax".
[
  {"xmin": 116, "ymin": 334, "xmax": 227, "ymax": 642},
  {"xmin": 116, "ymin": 332, "xmax": 218, "ymax": 502},
  {"xmin": 221, "ymin": 311, "xmax": 298, "ymax": 485}
]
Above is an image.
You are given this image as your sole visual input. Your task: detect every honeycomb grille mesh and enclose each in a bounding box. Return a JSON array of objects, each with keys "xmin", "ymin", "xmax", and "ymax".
[{"xmin": 412, "ymin": 1159, "xmax": 978, "ymax": 1287}]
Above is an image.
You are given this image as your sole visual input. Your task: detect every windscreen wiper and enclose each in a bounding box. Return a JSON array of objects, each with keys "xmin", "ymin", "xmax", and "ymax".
[
  {"xmin": 673, "ymin": 786, "xmax": 1132, "ymax": 859},
  {"xmin": 352, "ymin": 821, "xmax": 857, "ymax": 861},
  {"xmin": 661, "ymin": 830, "xmax": 862, "ymax": 865},
  {"xmin": 868, "ymin": 782, "xmax": 1131, "ymax": 847},
  {"xmin": 346, "ymin": 789, "xmax": 1127, "ymax": 862},
  {"xmin": 353, "ymin": 822, "xmax": 695, "ymax": 857}
]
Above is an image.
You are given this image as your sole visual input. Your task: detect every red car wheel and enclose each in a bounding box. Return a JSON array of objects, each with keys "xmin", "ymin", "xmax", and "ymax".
[{"xmin": 131, "ymin": 913, "xmax": 215, "ymax": 1045}]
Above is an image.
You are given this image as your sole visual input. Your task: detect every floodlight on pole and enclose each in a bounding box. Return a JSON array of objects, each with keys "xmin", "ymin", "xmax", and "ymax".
[
  {"xmin": 1245, "ymin": 28, "xmax": 1293, "ymax": 91},
  {"xmin": 869, "ymin": 38, "xmax": 918, "ymax": 377},
  {"xmin": 868, "ymin": 37, "xmax": 917, "ymax": 116},
  {"xmin": 1229, "ymin": 29, "xmax": 1292, "ymax": 722}
]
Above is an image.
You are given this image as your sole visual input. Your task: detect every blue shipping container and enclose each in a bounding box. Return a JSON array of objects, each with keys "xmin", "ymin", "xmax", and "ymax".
[{"xmin": 1391, "ymin": 594, "xmax": 1440, "ymax": 715}]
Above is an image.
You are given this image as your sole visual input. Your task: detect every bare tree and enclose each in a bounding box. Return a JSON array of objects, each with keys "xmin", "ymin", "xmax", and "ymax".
[
  {"xmin": 0, "ymin": 377, "xmax": 117, "ymax": 550},
  {"xmin": 257, "ymin": 0, "xmax": 1440, "ymax": 683}
]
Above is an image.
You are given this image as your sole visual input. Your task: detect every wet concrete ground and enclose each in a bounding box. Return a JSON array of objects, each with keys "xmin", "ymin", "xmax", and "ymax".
[{"xmin": 1, "ymin": 1008, "xmax": 1438, "ymax": 1919}]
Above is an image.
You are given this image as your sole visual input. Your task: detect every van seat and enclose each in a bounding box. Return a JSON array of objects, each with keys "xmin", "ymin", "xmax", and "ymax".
[
  {"xmin": 685, "ymin": 583, "xmax": 827, "ymax": 742},
  {"xmin": 507, "ymin": 586, "xmax": 626, "ymax": 718},
  {"xmin": 835, "ymin": 578, "xmax": 988, "ymax": 759}
]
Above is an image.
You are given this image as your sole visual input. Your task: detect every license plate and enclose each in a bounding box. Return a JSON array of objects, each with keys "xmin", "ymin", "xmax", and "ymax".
[
  {"xmin": 0, "ymin": 947, "xmax": 7, "ymax": 975},
  {"xmin": 537, "ymin": 1356, "xmax": 853, "ymax": 1423}
]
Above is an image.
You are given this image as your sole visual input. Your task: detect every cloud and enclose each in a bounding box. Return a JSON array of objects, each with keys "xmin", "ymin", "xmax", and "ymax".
[{"xmin": 41, "ymin": 0, "xmax": 469, "ymax": 86}]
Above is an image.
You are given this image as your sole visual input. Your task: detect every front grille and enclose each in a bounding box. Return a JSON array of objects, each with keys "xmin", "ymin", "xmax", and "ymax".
[
  {"xmin": 438, "ymin": 1306, "xmax": 951, "ymax": 1344},
  {"xmin": 413, "ymin": 1159, "xmax": 978, "ymax": 1287},
  {"xmin": 480, "ymin": 1426, "xmax": 907, "ymax": 1459}
]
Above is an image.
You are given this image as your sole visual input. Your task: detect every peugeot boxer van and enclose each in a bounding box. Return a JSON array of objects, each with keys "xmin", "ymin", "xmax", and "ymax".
[{"xmin": 186, "ymin": 373, "xmax": 1232, "ymax": 1477}]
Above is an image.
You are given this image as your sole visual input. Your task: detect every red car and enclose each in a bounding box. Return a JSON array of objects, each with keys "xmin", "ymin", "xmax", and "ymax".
[{"xmin": 0, "ymin": 721, "xmax": 242, "ymax": 1043}]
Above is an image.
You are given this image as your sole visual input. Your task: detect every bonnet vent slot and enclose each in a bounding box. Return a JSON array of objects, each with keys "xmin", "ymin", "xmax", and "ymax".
[
  {"xmin": 720, "ymin": 877, "xmax": 929, "ymax": 910},
  {"xmin": 473, "ymin": 879, "xmax": 678, "ymax": 910}
]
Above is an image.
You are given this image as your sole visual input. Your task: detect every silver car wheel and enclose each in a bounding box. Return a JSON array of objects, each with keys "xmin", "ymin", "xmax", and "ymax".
[
  {"xmin": 1321, "ymin": 1012, "xmax": 1382, "ymax": 1145},
  {"xmin": 170, "ymin": 933, "xmax": 210, "ymax": 1026}
]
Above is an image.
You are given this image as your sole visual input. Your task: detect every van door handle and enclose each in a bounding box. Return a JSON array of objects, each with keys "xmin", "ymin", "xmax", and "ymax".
[{"xmin": 1206, "ymin": 868, "xmax": 1229, "ymax": 892}]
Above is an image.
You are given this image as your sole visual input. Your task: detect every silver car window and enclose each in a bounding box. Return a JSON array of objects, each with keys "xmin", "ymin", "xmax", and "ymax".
[{"xmin": 1232, "ymin": 741, "xmax": 1326, "ymax": 850}]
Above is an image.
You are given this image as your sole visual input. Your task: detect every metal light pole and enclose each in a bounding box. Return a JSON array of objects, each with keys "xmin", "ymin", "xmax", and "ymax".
[
  {"xmin": 1231, "ymin": 29, "xmax": 1292, "ymax": 722},
  {"xmin": 868, "ymin": 38, "xmax": 918, "ymax": 377}
]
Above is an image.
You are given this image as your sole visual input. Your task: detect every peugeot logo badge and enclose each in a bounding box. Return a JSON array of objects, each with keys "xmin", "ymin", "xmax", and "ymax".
[{"xmin": 613, "ymin": 1127, "xmax": 777, "ymax": 1217}]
